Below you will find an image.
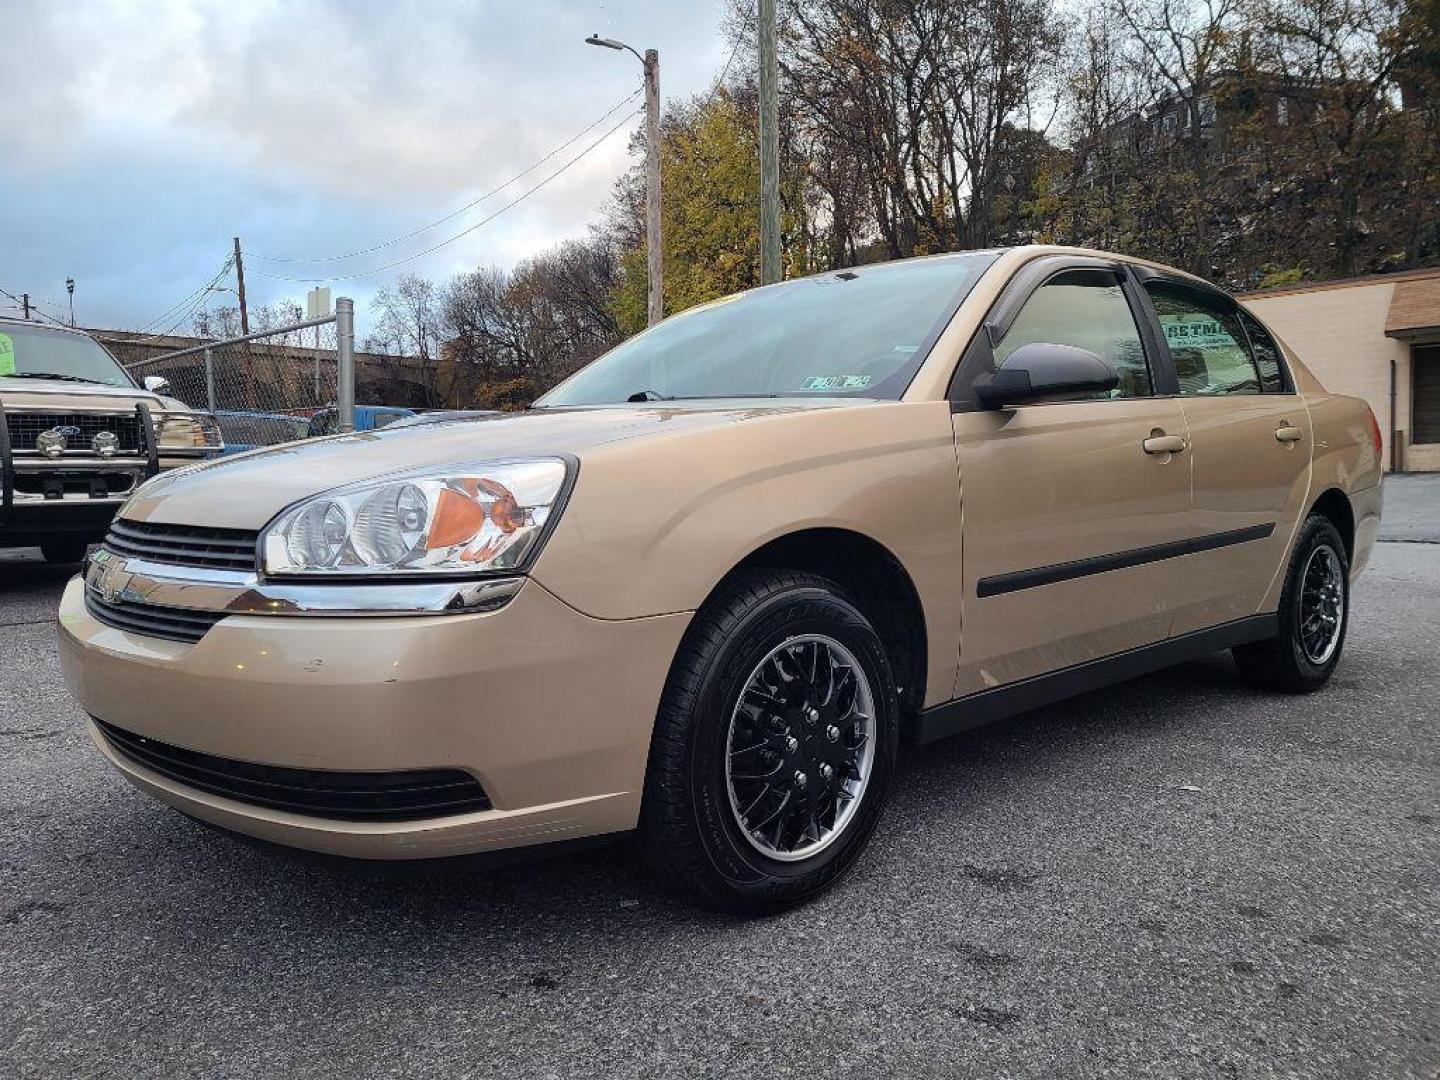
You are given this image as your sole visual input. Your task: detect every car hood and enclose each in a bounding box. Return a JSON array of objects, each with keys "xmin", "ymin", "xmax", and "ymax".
[{"xmin": 121, "ymin": 399, "xmax": 865, "ymax": 529}]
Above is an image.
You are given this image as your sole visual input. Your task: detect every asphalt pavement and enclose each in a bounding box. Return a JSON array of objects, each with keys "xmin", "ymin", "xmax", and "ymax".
[{"xmin": 2, "ymin": 482, "xmax": 1437, "ymax": 1079}]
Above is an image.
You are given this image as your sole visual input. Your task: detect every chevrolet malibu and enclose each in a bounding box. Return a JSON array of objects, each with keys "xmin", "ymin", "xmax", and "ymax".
[{"xmin": 59, "ymin": 246, "xmax": 1383, "ymax": 912}]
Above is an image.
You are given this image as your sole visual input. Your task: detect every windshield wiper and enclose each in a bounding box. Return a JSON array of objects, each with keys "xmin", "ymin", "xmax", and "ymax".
[
  {"xmin": 625, "ymin": 389, "xmax": 675, "ymax": 402},
  {"xmin": 5, "ymin": 372, "xmax": 104, "ymax": 384}
]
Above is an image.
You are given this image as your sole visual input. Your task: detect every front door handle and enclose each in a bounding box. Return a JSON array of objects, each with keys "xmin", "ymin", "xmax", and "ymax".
[
  {"xmin": 1142, "ymin": 432, "xmax": 1187, "ymax": 455},
  {"xmin": 1276, "ymin": 425, "xmax": 1304, "ymax": 443}
]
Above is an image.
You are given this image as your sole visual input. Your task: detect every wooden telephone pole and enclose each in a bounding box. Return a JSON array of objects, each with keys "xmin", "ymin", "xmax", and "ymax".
[
  {"xmin": 759, "ymin": 0, "xmax": 781, "ymax": 285},
  {"xmin": 233, "ymin": 236, "xmax": 250, "ymax": 335}
]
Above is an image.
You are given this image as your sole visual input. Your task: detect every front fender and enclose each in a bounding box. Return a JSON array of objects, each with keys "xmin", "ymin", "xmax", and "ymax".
[{"xmin": 529, "ymin": 401, "xmax": 965, "ymax": 698}]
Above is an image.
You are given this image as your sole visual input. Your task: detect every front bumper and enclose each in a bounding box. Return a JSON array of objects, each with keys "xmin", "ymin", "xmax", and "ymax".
[
  {"xmin": 58, "ymin": 575, "xmax": 690, "ymax": 858},
  {"xmin": 0, "ymin": 455, "xmax": 208, "ymax": 546}
]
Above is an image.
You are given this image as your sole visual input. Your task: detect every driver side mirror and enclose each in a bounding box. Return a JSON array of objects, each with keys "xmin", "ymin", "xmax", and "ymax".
[
  {"xmin": 973, "ymin": 342, "xmax": 1118, "ymax": 409},
  {"xmin": 142, "ymin": 375, "xmax": 172, "ymax": 396}
]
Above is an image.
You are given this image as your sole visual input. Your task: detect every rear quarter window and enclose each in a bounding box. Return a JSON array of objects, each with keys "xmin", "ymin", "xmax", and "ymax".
[{"xmin": 1238, "ymin": 311, "xmax": 1289, "ymax": 392}]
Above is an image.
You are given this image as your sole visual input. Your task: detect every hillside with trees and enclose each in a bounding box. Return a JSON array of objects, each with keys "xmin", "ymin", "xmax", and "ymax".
[{"xmin": 212, "ymin": 0, "xmax": 1440, "ymax": 409}]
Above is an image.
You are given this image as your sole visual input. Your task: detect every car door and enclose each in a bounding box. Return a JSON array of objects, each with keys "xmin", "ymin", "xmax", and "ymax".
[
  {"xmin": 948, "ymin": 259, "xmax": 1193, "ymax": 697},
  {"xmin": 1135, "ymin": 275, "xmax": 1312, "ymax": 634}
]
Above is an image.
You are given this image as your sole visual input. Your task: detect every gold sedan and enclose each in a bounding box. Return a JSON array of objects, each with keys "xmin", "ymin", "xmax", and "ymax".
[{"xmin": 58, "ymin": 246, "xmax": 1383, "ymax": 912}]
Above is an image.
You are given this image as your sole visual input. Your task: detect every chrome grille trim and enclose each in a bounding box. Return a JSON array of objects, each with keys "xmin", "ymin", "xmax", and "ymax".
[{"xmin": 82, "ymin": 548, "xmax": 523, "ymax": 619}]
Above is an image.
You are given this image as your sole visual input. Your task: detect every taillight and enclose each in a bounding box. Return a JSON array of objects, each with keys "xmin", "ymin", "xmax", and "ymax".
[{"xmin": 1366, "ymin": 407, "xmax": 1383, "ymax": 459}]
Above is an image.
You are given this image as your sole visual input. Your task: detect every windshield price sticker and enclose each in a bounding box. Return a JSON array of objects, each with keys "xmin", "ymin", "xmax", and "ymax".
[
  {"xmin": 0, "ymin": 332, "xmax": 14, "ymax": 376},
  {"xmin": 801, "ymin": 374, "xmax": 873, "ymax": 391}
]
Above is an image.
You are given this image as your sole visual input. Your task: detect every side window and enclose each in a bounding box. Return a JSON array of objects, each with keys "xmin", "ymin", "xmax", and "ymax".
[
  {"xmin": 993, "ymin": 270, "xmax": 1153, "ymax": 398},
  {"xmin": 1145, "ymin": 283, "xmax": 1261, "ymax": 395},
  {"xmin": 1238, "ymin": 310, "xmax": 1287, "ymax": 392}
]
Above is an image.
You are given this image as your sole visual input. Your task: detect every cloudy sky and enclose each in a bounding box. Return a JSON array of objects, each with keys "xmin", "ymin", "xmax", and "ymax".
[{"xmin": 0, "ymin": 0, "xmax": 731, "ymax": 337}]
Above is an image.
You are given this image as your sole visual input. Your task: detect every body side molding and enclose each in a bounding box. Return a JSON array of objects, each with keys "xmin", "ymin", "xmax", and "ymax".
[{"xmin": 977, "ymin": 523, "xmax": 1276, "ymax": 598}]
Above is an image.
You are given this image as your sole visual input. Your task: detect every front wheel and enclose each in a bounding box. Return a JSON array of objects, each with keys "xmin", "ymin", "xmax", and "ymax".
[
  {"xmin": 638, "ymin": 569, "xmax": 899, "ymax": 913},
  {"xmin": 1233, "ymin": 514, "xmax": 1350, "ymax": 693}
]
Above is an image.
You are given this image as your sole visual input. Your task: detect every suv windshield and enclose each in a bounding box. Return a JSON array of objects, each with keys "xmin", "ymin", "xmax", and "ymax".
[
  {"xmin": 537, "ymin": 252, "xmax": 998, "ymax": 406},
  {"xmin": 0, "ymin": 322, "xmax": 135, "ymax": 388}
]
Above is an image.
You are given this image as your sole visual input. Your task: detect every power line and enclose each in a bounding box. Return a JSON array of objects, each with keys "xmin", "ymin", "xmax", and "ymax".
[
  {"xmin": 133, "ymin": 264, "xmax": 229, "ymax": 333},
  {"xmin": 249, "ymin": 88, "xmax": 643, "ymax": 266},
  {"xmin": 131, "ymin": 258, "xmax": 233, "ymax": 335},
  {"xmin": 122, "ymin": 261, "xmax": 238, "ymax": 347},
  {"xmin": 127, "ymin": 291, "xmax": 220, "ymax": 346},
  {"xmin": 248, "ymin": 107, "xmax": 643, "ymax": 284},
  {"xmin": 0, "ymin": 283, "xmax": 69, "ymax": 327},
  {"xmin": 716, "ymin": 5, "xmax": 753, "ymax": 88}
]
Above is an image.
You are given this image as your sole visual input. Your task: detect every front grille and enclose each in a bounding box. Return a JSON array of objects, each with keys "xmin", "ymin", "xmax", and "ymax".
[
  {"xmin": 5, "ymin": 411, "xmax": 143, "ymax": 453},
  {"xmin": 85, "ymin": 590, "xmax": 227, "ymax": 643},
  {"xmin": 93, "ymin": 719, "xmax": 493, "ymax": 821},
  {"xmin": 103, "ymin": 518, "xmax": 259, "ymax": 571}
]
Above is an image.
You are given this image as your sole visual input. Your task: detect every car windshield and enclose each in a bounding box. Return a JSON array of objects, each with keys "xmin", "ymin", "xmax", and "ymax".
[
  {"xmin": 537, "ymin": 252, "xmax": 998, "ymax": 406},
  {"xmin": 0, "ymin": 322, "xmax": 134, "ymax": 388}
]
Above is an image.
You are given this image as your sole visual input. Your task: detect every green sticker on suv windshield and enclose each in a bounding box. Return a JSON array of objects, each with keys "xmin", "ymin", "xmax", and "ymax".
[
  {"xmin": 800, "ymin": 374, "xmax": 872, "ymax": 391},
  {"xmin": 0, "ymin": 332, "xmax": 14, "ymax": 376}
]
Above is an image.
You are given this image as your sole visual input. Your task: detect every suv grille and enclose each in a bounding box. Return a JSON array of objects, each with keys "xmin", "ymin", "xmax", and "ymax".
[
  {"xmin": 85, "ymin": 590, "xmax": 227, "ymax": 644},
  {"xmin": 6, "ymin": 411, "xmax": 143, "ymax": 453},
  {"xmin": 103, "ymin": 518, "xmax": 258, "ymax": 571},
  {"xmin": 94, "ymin": 720, "xmax": 493, "ymax": 821}
]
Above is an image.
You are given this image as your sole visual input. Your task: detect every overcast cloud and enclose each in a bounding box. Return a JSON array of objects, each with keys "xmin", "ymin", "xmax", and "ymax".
[{"xmin": 0, "ymin": 0, "xmax": 731, "ymax": 335}]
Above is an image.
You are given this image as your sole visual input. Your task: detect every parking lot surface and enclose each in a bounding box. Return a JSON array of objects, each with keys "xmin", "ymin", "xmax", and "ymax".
[{"xmin": 2, "ymin": 487, "xmax": 1437, "ymax": 1079}]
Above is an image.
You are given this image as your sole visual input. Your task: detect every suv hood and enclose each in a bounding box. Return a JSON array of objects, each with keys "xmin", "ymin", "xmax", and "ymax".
[
  {"xmin": 0, "ymin": 377, "xmax": 186, "ymax": 413},
  {"xmin": 121, "ymin": 399, "xmax": 864, "ymax": 530}
]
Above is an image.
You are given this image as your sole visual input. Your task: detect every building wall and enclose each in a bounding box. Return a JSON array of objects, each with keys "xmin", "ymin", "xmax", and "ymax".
[{"xmin": 1241, "ymin": 281, "xmax": 1415, "ymax": 471}]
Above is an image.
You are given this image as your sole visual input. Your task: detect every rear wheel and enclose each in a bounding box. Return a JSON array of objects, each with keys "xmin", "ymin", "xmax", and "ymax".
[
  {"xmin": 638, "ymin": 569, "xmax": 899, "ymax": 913},
  {"xmin": 40, "ymin": 539, "xmax": 89, "ymax": 565},
  {"xmin": 1233, "ymin": 514, "xmax": 1349, "ymax": 693}
]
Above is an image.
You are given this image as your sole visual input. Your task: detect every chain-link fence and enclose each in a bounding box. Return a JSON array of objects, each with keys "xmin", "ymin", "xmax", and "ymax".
[{"xmin": 125, "ymin": 300, "xmax": 355, "ymax": 452}]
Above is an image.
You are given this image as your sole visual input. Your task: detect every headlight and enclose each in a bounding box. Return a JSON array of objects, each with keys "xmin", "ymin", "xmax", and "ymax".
[
  {"xmin": 154, "ymin": 412, "xmax": 224, "ymax": 452},
  {"xmin": 261, "ymin": 458, "xmax": 569, "ymax": 577}
]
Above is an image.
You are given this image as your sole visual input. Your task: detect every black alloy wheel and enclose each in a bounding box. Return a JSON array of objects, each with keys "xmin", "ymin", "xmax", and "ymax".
[{"xmin": 639, "ymin": 569, "xmax": 899, "ymax": 913}]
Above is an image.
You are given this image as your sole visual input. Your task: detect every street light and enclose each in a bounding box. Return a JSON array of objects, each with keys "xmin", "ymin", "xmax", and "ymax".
[
  {"xmin": 586, "ymin": 32, "xmax": 662, "ymax": 327},
  {"xmin": 65, "ymin": 277, "xmax": 75, "ymax": 326}
]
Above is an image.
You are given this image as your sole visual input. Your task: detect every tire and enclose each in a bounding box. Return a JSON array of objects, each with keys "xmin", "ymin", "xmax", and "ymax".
[
  {"xmin": 40, "ymin": 539, "xmax": 89, "ymax": 565},
  {"xmin": 1233, "ymin": 514, "xmax": 1350, "ymax": 693},
  {"xmin": 638, "ymin": 569, "xmax": 900, "ymax": 914}
]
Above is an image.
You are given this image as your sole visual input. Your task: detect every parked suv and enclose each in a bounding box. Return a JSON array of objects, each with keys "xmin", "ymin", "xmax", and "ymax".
[{"xmin": 0, "ymin": 318, "xmax": 223, "ymax": 562}]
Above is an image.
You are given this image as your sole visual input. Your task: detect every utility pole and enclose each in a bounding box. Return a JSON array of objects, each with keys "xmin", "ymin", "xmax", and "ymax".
[
  {"xmin": 586, "ymin": 34, "xmax": 664, "ymax": 326},
  {"xmin": 759, "ymin": 0, "xmax": 781, "ymax": 285},
  {"xmin": 643, "ymin": 49, "xmax": 663, "ymax": 326},
  {"xmin": 20, "ymin": 294, "xmax": 31, "ymax": 320},
  {"xmin": 233, "ymin": 236, "xmax": 250, "ymax": 335}
]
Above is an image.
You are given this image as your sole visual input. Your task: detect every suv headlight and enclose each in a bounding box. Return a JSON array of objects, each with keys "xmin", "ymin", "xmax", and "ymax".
[
  {"xmin": 261, "ymin": 458, "xmax": 569, "ymax": 577},
  {"xmin": 154, "ymin": 412, "xmax": 224, "ymax": 452}
]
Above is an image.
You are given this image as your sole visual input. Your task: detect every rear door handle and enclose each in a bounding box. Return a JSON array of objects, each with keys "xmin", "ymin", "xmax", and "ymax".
[
  {"xmin": 1276, "ymin": 425, "xmax": 1304, "ymax": 443},
  {"xmin": 1142, "ymin": 433, "xmax": 1187, "ymax": 455}
]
